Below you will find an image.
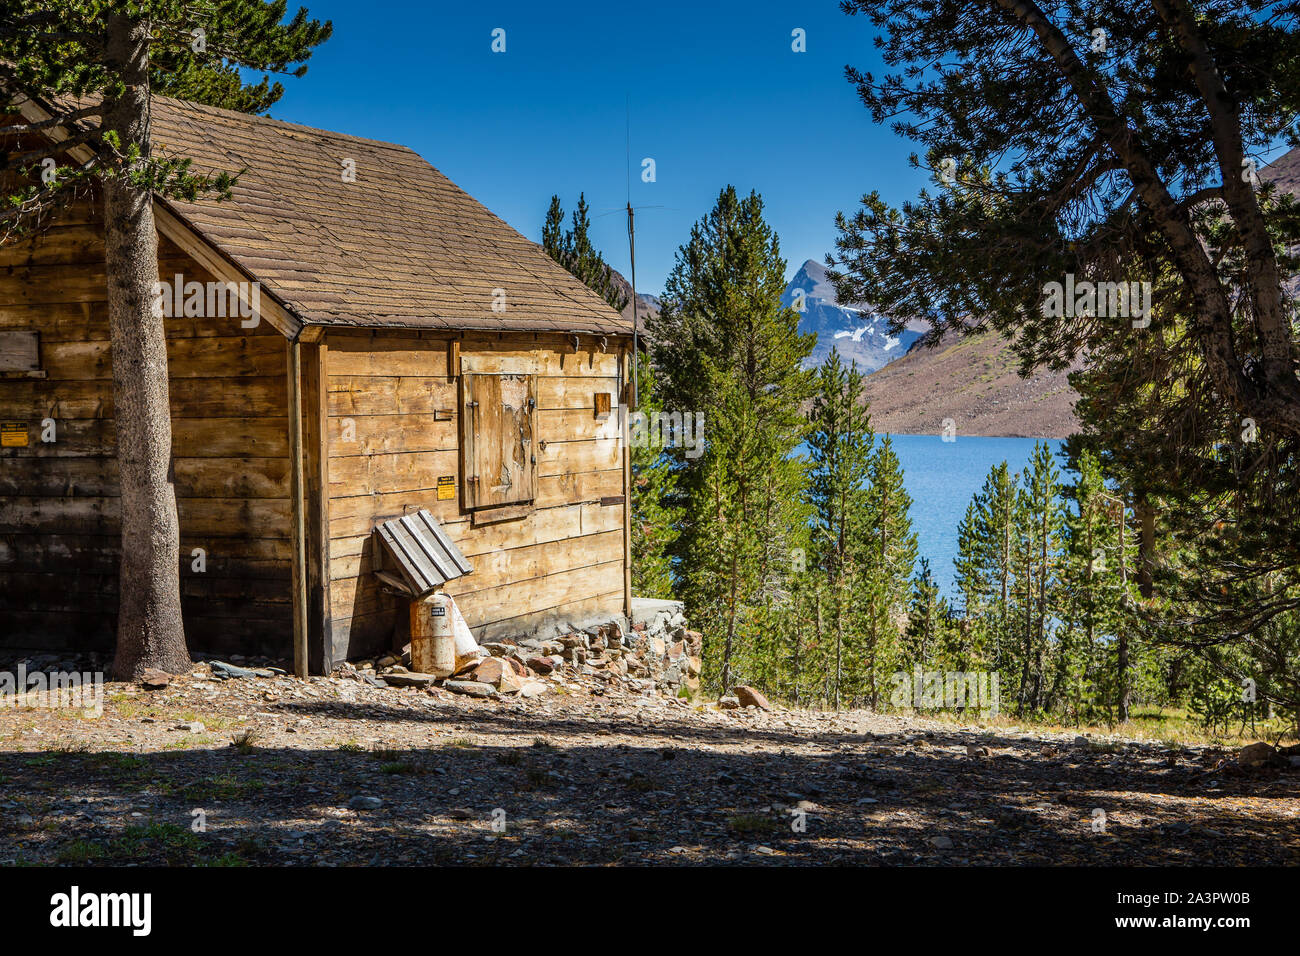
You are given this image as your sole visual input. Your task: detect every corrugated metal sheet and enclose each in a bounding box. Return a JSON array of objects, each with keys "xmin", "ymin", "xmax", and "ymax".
[{"xmin": 372, "ymin": 510, "xmax": 473, "ymax": 597}]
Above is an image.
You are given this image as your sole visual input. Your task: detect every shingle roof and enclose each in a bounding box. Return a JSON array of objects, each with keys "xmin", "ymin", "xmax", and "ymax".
[{"xmin": 148, "ymin": 96, "xmax": 628, "ymax": 335}]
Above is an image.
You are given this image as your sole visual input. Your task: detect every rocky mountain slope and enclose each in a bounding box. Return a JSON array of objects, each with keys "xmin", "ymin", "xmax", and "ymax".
[{"xmin": 861, "ymin": 330, "xmax": 1080, "ymax": 439}]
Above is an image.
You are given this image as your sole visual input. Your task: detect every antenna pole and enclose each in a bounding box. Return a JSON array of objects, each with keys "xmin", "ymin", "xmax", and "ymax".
[
  {"xmin": 625, "ymin": 95, "xmax": 639, "ymax": 412},
  {"xmin": 627, "ymin": 200, "xmax": 639, "ymax": 410}
]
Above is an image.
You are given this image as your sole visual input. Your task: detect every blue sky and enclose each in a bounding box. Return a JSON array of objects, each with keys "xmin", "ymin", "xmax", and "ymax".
[{"xmin": 257, "ymin": 0, "xmax": 929, "ymax": 294}]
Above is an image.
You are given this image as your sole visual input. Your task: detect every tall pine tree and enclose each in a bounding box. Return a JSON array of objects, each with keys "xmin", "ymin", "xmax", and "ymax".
[
  {"xmin": 1013, "ymin": 443, "xmax": 1065, "ymax": 716},
  {"xmin": 860, "ymin": 434, "xmax": 917, "ymax": 707},
  {"xmin": 955, "ymin": 461, "xmax": 1022, "ymax": 672},
  {"xmin": 541, "ymin": 193, "xmax": 628, "ymax": 313},
  {"xmin": 652, "ymin": 186, "xmax": 813, "ymax": 694},
  {"xmin": 805, "ymin": 348, "xmax": 874, "ymax": 707}
]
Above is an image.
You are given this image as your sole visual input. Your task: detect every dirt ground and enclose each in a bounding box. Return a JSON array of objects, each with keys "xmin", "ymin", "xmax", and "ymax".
[{"xmin": 2, "ymin": 664, "xmax": 1297, "ymax": 866}]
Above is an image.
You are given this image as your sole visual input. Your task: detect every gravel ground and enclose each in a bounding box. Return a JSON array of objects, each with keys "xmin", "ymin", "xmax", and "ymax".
[{"xmin": 2, "ymin": 664, "xmax": 1297, "ymax": 866}]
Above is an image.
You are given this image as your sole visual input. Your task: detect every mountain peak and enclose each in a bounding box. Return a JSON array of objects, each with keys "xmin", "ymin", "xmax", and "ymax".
[
  {"xmin": 788, "ymin": 258, "xmax": 837, "ymax": 304},
  {"xmin": 782, "ymin": 261, "xmax": 920, "ymax": 373}
]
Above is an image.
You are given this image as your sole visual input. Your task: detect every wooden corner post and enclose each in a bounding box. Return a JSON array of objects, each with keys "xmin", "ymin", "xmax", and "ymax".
[
  {"xmin": 621, "ymin": 344, "xmax": 633, "ymax": 619},
  {"xmin": 287, "ymin": 339, "xmax": 310, "ymax": 678}
]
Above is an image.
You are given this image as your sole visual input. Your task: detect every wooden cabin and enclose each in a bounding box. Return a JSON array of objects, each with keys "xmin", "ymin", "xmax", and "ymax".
[{"xmin": 0, "ymin": 95, "xmax": 634, "ymax": 672}]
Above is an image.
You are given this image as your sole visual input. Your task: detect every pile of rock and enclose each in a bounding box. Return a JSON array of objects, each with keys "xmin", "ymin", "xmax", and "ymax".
[{"xmin": 335, "ymin": 598, "xmax": 704, "ymax": 703}]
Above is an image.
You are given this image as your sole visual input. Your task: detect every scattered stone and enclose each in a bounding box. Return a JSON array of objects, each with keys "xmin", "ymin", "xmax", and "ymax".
[
  {"xmin": 380, "ymin": 671, "xmax": 438, "ymax": 688},
  {"xmin": 496, "ymin": 666, "xmax": 524, "ymax": 695},
  {"xmin": 444, "ymin": 681, "xmax": 496, "ymax": 698},
  {"xmin": 471, "ymin": 657, "xmax": 523, "ymax": 691},
  {"xmin": 929, "ymin": 835, "xmax": 954, "ymax": 849},
  {"xmin": 527, "ymin": 655, "xmax": 555, "ymax": 675},
  {"xmin": 451, "ymin": 658, "xmax": 480, "ymax": 678},
  {"xmin": 210, "ymin": 660, "xmax": 274, "ymax": 680},
  {"xmin": 348, "ymin": 796, "xmax": 383, "ymax": 811},
  {"xmin": 139, "ymin": 669, "xmax": 171, "ymax": 690}
]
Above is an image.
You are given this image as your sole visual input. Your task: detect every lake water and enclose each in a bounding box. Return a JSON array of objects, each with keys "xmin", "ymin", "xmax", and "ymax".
[
  {"xmin": 888, "ymin": 435, "xmax": 1067, "ymax": 599},
  {"xmin": 798, "ymin": 435, "xmax": 1067, "ymax": 601}
]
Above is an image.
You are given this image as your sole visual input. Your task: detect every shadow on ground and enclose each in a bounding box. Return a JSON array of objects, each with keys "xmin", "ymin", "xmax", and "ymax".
[{"xmin": 2, "ymin": 699, "xmax": 1296, "ymax": 866}]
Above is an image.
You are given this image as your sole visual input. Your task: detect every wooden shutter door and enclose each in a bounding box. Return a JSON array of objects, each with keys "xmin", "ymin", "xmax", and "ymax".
[{"xmin": 461, "ymin": 372, "xmax": 537, "ymax": 509}]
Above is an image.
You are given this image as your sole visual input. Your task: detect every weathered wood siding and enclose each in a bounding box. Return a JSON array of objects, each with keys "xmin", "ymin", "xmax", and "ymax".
[
  {"xmin": 0, "ymin": 199, "xmax": 293, "ymax": 654},
  {"xmin": 324, "ymin": 330, "xmax": 628, "ymax": 659}
]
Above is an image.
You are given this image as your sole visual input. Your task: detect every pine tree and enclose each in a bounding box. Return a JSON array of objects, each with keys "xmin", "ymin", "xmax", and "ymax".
[
  {"xmin": 1013, "ymin": 442, "xmax": 1065, "ymax": 716},
  {"xmin": 828, "ymin": 0, "xmax": 1300, "ymax": 690},
  {"xmin": 653, "ymin": 186, "xmax": 814, "ymax": 695},
  {"xmin": 804, "ymin": 348, "xmax": 874, "ymax": 707},
  {"xmin": 542, "ymin": 195, "xmax": 565, "ymax": 266},
  {"xmin": 904, "ymin": 557, "xmax": 947, "ymax": 670},
  {"xmin": 0, "ymin": 1, "xmax": 330, "ymax": 679},
  {"xmin": 855, "ymin": 565, "xmax": 900, "ymax": 710},
  {"xmin": 858, "ymin": 434, "xmax": 916, "ymax": 707},
  {"xmin": 954, "ymin": 498, "xmax": 988, "ymax": 619},
  {"xmin": 955, "ymin": 461, "xmax": 1022, "ymax": 682},
  {"xmin": 1058, "ymin": 450, "xmax": 1130, "ymax": 722},
  {"xmin": 628, "ymin": 359, "xmax": 679, "ymax": 599},
  {"xmin": 864, "ymin": 435, "xmax": 917, "ymax": 610},
  {"xmin": 540, "ymin": 193, "xmax": 628, "ymax": 313}
]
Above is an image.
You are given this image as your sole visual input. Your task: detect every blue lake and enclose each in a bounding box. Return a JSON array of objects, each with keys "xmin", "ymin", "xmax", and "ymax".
[
  {"xmin": 798, "ymin": 434, "xmax": 1068, "ymax": 600},
  {"xmin": 888, "ymin": 435, "xmax": 1067, "ymax": 599}
]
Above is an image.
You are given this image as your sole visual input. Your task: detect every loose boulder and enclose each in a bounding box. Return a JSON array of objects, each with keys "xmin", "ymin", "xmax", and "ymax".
[
  {"xmin": 139, "ymin": 668, "xmax": 171, "ymax": 690},
  {"xmin": 734, "ymin": 685, "xmax": 771, "ymax": 711},
  {"xmin": 1239, "ymin": 742, "xmax": 1283, "ymax": 768}
]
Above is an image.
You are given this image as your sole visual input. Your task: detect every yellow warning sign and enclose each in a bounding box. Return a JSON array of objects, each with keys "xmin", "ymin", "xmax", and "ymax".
[
  {"xmin": 1, "ymin": 422, "xmax": 27, "ymax": 447},
  {"xmin": 437, "ymin": 475, "xmax": 456, "ymax": 500}
]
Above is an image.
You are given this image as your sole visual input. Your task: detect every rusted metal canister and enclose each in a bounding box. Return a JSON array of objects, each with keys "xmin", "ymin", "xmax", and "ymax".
[{"xmin": 410, "ymin": 591, "xmax": 456, "ymax": 677}]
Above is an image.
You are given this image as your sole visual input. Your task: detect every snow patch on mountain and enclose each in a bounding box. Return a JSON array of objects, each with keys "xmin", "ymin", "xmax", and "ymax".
[{"xmin": 783, "ymin": 259, "xmax": 920, "ymax": 372}]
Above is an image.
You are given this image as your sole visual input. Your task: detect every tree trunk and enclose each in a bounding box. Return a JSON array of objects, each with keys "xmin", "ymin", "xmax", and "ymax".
[
  {"xmin": 103, "ymin": 14, "xmax": 190, "ymax": 680},
  {"xmin": 1136, "ymin": 502, "xmax": 1155, "ymax": 600},
  {"xmin": 720, "ymin": 545, "xmax": 738, "ymax": 694},
  {"xmin": 1018, "ymin": 553, "xmax": 1033, "ymax": 716},
  {"xmin": 1117, "ymin": 498, "xmax": 1131, "ymax": 721}
]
